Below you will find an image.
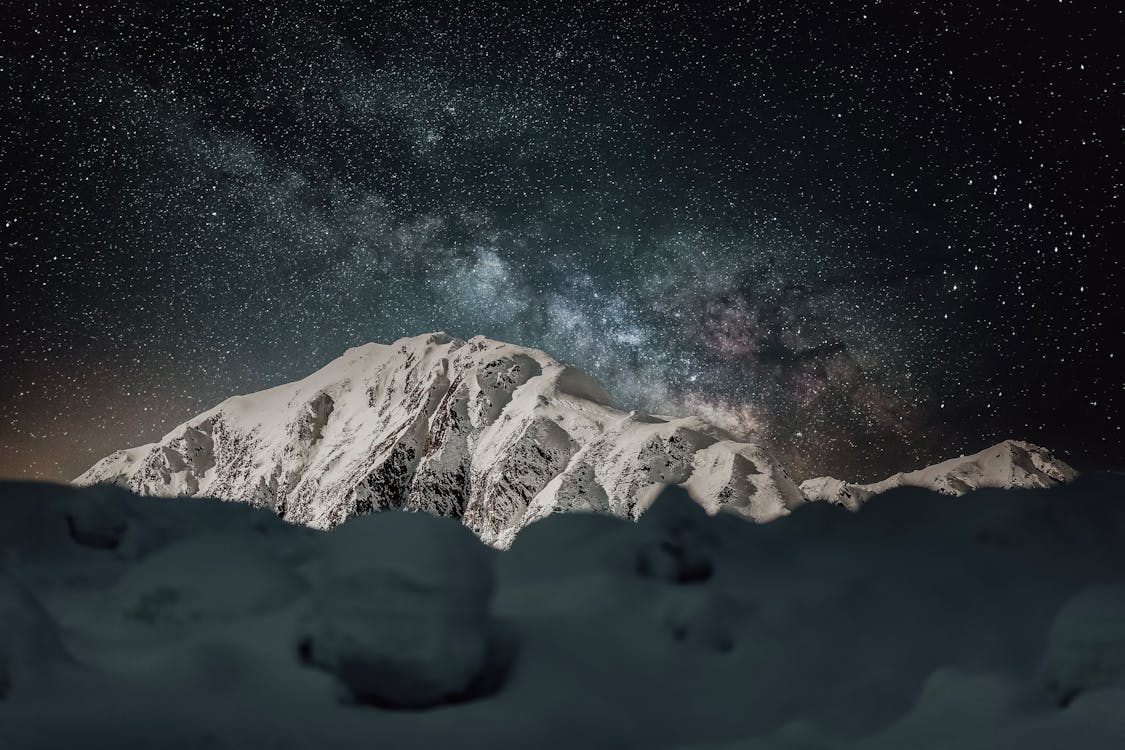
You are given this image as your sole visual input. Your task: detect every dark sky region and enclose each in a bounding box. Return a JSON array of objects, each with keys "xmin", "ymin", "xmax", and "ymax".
[{"xmin": 2, "ymin": 1, "xmax": 1121, "ymax": 483}]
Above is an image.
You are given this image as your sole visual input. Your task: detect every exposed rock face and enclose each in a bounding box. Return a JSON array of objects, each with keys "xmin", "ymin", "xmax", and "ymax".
[
  {"xmin": 800, "ymin": 439, "xmax": 1078, "ymax": 509},
  {"xmin": 76, "ymin": 333, "xmax": 806, "ymax": 546}
]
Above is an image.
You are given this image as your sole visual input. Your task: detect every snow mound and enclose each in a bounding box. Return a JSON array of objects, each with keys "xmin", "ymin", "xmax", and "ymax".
[
  {"xmin": 634, "ymin": 488, "xmax": 719, "ymax": 584},
  {"xmin": 114, "ymin": 532, "xmax": 305, "ymax": 624},
  {"xmin": 801, "ymin": 439, "xmax": 1077, "ymax": 509},
  {"xmin": 2, "ymin": 478, "xmax": 1125, "ymax": 747},
  {"xmin": 855, "ymin": 669, "xmax": 1021, "ymax": 749},
  {"xmin": 296, "ymin": 511, "xmax": 501, "ymax": 708},
  {"xmin": 0, "ymin": 575, "xmax": 69, "ymax": 699},
  {"xmin": 1041, "ymin": 586, "xmax": 1125, "ymax": 706},
  {"xmin": 75, "ymin": 333, "xmax": 805, "ymax": 546},
  {"xmin": 62, "ymin": 488, "xmax": 130, "ymax": 550}
]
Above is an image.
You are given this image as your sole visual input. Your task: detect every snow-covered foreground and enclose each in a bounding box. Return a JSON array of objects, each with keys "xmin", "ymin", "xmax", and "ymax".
[{"xmin": 3, "ymin": 476, "xmax": 1125, "ymax": 749}]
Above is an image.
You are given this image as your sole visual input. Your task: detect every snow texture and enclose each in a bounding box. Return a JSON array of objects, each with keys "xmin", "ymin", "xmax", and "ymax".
[
  {"xmin": 1041, "ymin": 586, "xmax": 1125, "ymax": 707},
  {"xmin": 113, "ymin": 531, "xmax": 306, "ymax": 625},
  {"xmin": 2, "ymin": 476, "xmax": 1124, "ymax": 748},
  {"xmin": 0, "ymin": 575, "xmax": 70, "ymax": 701}
]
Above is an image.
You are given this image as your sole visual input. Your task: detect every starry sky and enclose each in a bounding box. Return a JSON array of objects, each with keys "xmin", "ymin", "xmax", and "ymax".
[{"xmin": 3, "ymin": 1, "xmax": 1121, "ymax": 483}]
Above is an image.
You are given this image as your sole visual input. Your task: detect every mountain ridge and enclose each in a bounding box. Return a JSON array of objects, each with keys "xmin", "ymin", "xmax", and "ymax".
[
  {"xmin": 76, "ymin": 332, "xmax": 806, "ymax": 546},
  {"xmin": 75, "ymin": 333, "xmax": 1077, "ymax": 545},
  {"xmin": 800, "ymin": 439, "xmax": 1078, "ymax": 510}
]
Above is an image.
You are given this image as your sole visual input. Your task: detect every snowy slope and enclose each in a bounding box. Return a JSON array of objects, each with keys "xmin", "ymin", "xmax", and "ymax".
[
  {"xmin": 800, "ymin": 439, "xmax": 1077, "ymax": 509},
  {"xmin": 3, "ymin": 477, "xmax": 1125, "ymax": 749},
  {"xmin": 75, "ymin": 333, "xmax": 806, "ymax": 546}
]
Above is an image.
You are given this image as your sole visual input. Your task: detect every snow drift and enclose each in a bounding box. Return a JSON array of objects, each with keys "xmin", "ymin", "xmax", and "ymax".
[{"xmin": 1, "ymin": 476, "xmax": 1124, "ymax": 748}]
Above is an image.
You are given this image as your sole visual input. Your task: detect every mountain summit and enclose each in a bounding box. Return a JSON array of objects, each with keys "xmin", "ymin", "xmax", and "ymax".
[
  {"xmin": 75, "ymin": 334, "xmax": 1077, "ymax": 545},
  {"xmin": 75, "ymin": 333, "xmax": 806, "ymax": 546}
]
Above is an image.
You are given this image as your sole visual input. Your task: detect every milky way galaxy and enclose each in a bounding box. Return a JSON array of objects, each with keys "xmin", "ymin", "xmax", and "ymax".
[{"xmin": 2, "ymin": 1, "xmax": 1121, "ymax": 482}]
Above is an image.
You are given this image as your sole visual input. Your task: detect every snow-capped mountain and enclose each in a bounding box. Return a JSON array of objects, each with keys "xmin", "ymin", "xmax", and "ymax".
[
  {"xmin": 75, "ymin": 334, "xmax": 1079, "ymax": 545},
  {"xmin": 75, "ymin": 333, "xmax": 806, "ymax": 546},
  {"xmin": 800, "ymin": 439, "xmax": 1078, "ymax": 510}
]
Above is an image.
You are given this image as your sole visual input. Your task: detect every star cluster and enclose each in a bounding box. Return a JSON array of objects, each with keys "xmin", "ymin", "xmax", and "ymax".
[{"xmin": 2, "ymin": 1, "xmax": 1121, "ymax": 482}]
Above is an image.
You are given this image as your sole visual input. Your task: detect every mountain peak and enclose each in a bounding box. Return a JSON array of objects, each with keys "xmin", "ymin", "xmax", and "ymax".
[
  {"xmin": 801, "ymin": 439, "xmax": 1077, "ymax": 508},
  {"xmin": 75, "ymin": 335, "xmax": 803, "ymax": 546},
  {"xmin": 75, "ymin": 337, "xmax": 1077, "ymax": 545}
]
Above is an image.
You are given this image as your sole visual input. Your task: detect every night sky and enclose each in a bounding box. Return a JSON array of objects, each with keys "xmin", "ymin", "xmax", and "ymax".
[{"xmin": 3, "ymin": 1, "xmax": 1121, "ymax": 484}]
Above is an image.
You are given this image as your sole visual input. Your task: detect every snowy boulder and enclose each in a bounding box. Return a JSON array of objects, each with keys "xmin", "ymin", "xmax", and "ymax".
[
  {"xmin": 1, "ymin": 575, "xmax": 69, "ymax": 699},
  {"xmin": 114, "ymin": 532, "xmax": 305, "ymax": 625},
  {"xmin": 1041, "ymin": 586, "xmax": 1125, "ymax": 706},
  {"xmin": 296, "ymin": 511, "xmax": 501, "ymax": 708}
]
